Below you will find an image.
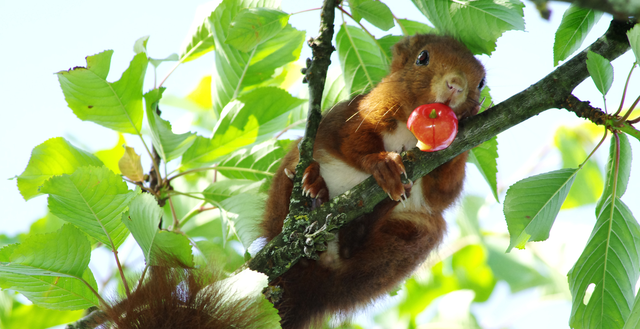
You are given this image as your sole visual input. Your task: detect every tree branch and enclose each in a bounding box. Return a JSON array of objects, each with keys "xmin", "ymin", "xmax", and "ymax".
[{"xmin": 248, "ymin": 19, "xmax": 634, "ymax": 282}]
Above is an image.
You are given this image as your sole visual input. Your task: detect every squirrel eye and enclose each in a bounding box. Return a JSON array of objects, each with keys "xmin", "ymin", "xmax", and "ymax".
[
  {"xmin": 416, "ymin": 50, "xmax": 429, "ymax": 66},
  {"xmin": 478, "ymin": 77, "xmax": 486, "ymax": 90}
]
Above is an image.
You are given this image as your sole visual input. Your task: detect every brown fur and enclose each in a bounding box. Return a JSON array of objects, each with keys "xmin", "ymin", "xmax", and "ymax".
[
  {"xmin": 262, "ymin": 34, "xmax": 486, "ymax": 328},
  {"xmin": 100, "ymin": 264, "xmax": 272, "ymax": 329}
]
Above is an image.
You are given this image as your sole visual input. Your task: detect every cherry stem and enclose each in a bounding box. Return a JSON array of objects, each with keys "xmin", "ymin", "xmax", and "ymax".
[{"xmin": 429, "ymin": 109, "xmax": 438, "ymax": 119}]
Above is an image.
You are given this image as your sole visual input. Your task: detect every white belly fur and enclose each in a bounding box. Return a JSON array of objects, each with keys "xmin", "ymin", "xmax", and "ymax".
[{"xmin": 317, "ymin": 122, "xmax": 432, "ymax": 214}]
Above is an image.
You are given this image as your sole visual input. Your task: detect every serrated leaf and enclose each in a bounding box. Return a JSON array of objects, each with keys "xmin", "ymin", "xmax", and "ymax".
[
  {"xmin": 412, "ymin": 0, "xmax": 524, "ymax": 55},
  {"xmin": 596, "ymin": 133, "xmax": 632, "ymax": 216},
  {"xmin": 17, "ymin": 137, "xmax": 103, "ymax": 200},
  {"xmin": 504, "ymin": 168, "xmax": 577, "ymax": 252},
  {"xmin": 181, "ymin": 87, "xmax": 304, "ymax": 169},
  {"xmin": 627, "ymin": 23, "xmax": 640, "ymax": 64},
  {"xmin": 219, "ymin": 193, "xmax": 266, "ymax": 248},
  {"xmin": 468, "ymin": 136, "xmax": 499, "ymax": 201},
  {"xmin": 553, "ymin": 5, "xmax": 603, "ymax": 66},
  {"xmin": 226, "ymin": 8, "xmax": 290, "ymax": 52},
  {"xmin": 586, "ymin": 50, "xmax": 614, "ymax": 96},
  {"xmin": 179, "ymin": 2, "xmax": 221, "ymax": 63},
  {"xmin": 209, "ymin": 0, "xmax": 293, "ymax": 116},
  {"xmin": 0, "ymin": 224, "xmax": 99, "ymax": 310},
  {"xmin": 123, "ymin": 194, "xmax": 194, "ymax": 267},
  {"xmin": 144, "ymin": 88, "xmax": 197, "ymax": 162},
  {"xmin": 203, "ymin": 179, "xmax": 264, "ymax": 204},
  {"xmin": 555, "ymin": 126, "xmax": 603, "ymax": 209},
  {"xmin": 568, "ymin": 198, "xmax": 640, "ymax": 329},
  {"xmin": 336, "ymin": 24, "xmax": 390, "ymax": 95},
  {"xmin": 356, "ymin": 0, "xmax": 394, "ymax": 31},
  {"xmin": 40, "ymin": 166, "xmax": 135, "ymax": 249},
  {"xmin": 397, "ymin": 19, "xmax": 437, "ymax": 35},
  {"xmin": 95, "ymin": 134, "xmax": 126, "ymax": 174},
  {"xmin": 118, "ymin": 146, "xmax": 144, "ymax": 182},
  {"xmin": 56, "ymin": 51, "xmax": 148, "ymax": 134},
  {"xmin": 217, "ymin": 139, "xmax": 291, "ymax": 180}
]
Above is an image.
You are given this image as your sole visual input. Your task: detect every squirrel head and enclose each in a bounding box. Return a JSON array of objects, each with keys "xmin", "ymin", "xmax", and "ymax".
[{"xmin": 387, "ymin": 34, "xmax": 486, "ymax": 121}]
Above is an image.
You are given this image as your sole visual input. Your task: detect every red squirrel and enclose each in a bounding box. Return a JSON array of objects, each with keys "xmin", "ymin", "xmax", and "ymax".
[{"xmin": 262, "ymin": 34, "xmax": 486, "ymax": 328}]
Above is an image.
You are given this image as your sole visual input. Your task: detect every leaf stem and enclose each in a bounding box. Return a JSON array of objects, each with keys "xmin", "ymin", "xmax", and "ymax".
[
  {"xmin": 168, "ymin": 166, "xmax": 273, "ymax": 182},
  {"xmin": 579, "ymin": 127, "xmax": 608, "ymax": 169},
  {"xmin": 618, "ymin": 94, "xmax": 640, "ymax": 123},
  {"xmin": 178, "ymin": 200, "xmax": 211, "ymax": 227},
  {"xmin": 170, "ymin": 190, "xmax": 208, "ymax": 201},
  {"xmin": 614, "ymin": 62, "xmax": 636, "ymax": 116},
  {"xmin": 290, "ymin": 7, "xmax": 322, "ymax": 15},
  {"xmin": 113, "ymin": 249, "xmax": 131, "ymax": 298},
  {"xmin": 168, "ymin": 195, "xmax": 180, "ymax": 230}
]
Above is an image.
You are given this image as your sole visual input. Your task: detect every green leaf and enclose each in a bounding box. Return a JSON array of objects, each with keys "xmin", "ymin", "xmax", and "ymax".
[
  {"xmin": 181, "ymin": 87, "xmax": 304, "ymax": 169},
  {"xmin": 555, "ymin": 126, "xmax": 604, "ymax": 209},
  {"xmin": 226, "ymin": 8, "xmax": 290, "ymax": 52},
  {"xmin": 411, "ymin": 0, "xmax": 524, "ymax": 55},
  {"xmin": 209, "ymin": 0, "xmax": 294, "ymax": 115},
  {"xmin": 179, "ymin": 5, "xmax": 217, "ymax": 63},
  {"xmin": 468, "ymin": 136, "xmax": 499, "ymax": 201},
  {"xmin": 624, "ymin": 289, "xmax": 640, "ymax": 329},
  {"xmin": 336, "ymin": 24, "xmax": 390, "ymax": 95},
  {"xmin": 479, "ymin": 85, "xmax": 493, "ymax": 113},
  {"xmin": 217, "ymin": 139, "xmax": 291, "ymax": 180},
  {"xmin": 485, "ymin": 241, "xmax": 551, "ymax": 292},
  {"xmin": 355, "ymin": 0, "xmax": 394, "ymax": 31},
  {"xmin": 377, "ymin": 35, "xmax": 402, "ymax": 61},
  {"xmin": 124, "ymin": 193, "xmax": 194, "ymax": 267},
  {"xmin": 40, "ymin": 166, "xmax": 135, "ymax": 249},
  {"xmin": 133, "ymin": 35, "xmax": 149, "ymax": 54},
  {"xmin": 17, "ymin": 137, "xmax": 103, "ymax": 200},
  {"xmin": 504, "ymin": 168, "xmax": 577, "ymax": 252},
  {"xmin": 397, "ymin": 19, "xmax": 437, "ymax": 35},
  {"xmin": 2, "ymin": 304, "xmax": 84, "ymax": 329},
  {"xmin": 0, "ymin": 224, "xmax": 99, "ymax": 310},
  {"xmin": 596, "ymin": 133, "xmax": 632, "ymax": 216},
  {"xmin": 219, "ymin": 193, "xmax": 266, "ymax": 248},
  {"xmin": 568, "ymin": 198, "xmax": 640, "ymax": 329},
  {"xmin": 321, "ymin": 69, "xmax": 349, "ymax": 112},
  {"xmin": 586, "ymin": 50, "xmax": 614, "ymax": 96},
  {"xmin": 203, "ymin": 179, "xmax": 263, "ymax": 204},
  {"xmin": 553, "ymin": 5, "xmax": 603, "ymax": 66},
  {"xmin": 94, "ymin": 134, "xmax": 126, "ymax": 175},
  {"xmin": 144, "ymin": 88, "xmax": 196, "ymax": 162},
  {"xmin": 56, "ymin": 51, "xmax": 148, "ymax": 134},
  {"xmin": 627, "ymin": 23, "xmax": 640, "ymax": 64},
  {"xmin": 347, "ymin": 0, "xmax": 365, "ymax": 22}
]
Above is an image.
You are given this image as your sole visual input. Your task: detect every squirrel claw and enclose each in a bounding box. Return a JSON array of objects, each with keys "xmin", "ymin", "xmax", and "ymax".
[{"xmin": 284, "ymin": 168, "xmax": 295, "ymax": 181}]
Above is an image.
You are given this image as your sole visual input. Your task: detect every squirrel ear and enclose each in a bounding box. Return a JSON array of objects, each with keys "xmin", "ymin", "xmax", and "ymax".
[{"xmin": 390, "ymin": 37, "xmax": 412, "ymax": 73}]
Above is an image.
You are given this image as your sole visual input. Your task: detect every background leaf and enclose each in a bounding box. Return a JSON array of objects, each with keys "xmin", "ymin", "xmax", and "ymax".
[
  {"xmin": 40, "ymin": 166, "xmax": 135, "ymax": 249},
  {"xmin": 217, "ymin": 139, "xmax": 291, "ymax": 181},
  {"xmin": 586, "ymin": 50, "xmax": 614, "ymax": 96},
  {"xmin": 219, "ymin": 193, "xmax": 266, "ymax": 248},
  {"xmin": 568, "ymin": 199, "xmax": 640, "ymax": 329},
  {"xmin": 554, "ymin": 126, "xmax": 604, "ymax": 209},
  {"xmin": 553, "ymin": 5, "xmax": 603, "ymax": 66},
  {"xmin": 504, "ymin": 168, "xmax": 577, "ymax": 251},
  {"xmin": 56, "ymin": 51, "xmax": 148, "ymax": 134},
  {"xmin": 94, "ymin": 134, "xmax": 126, "ymax": 175},
  {"xmin": 203, "ymin": 179, "xmax": 263, "ymax": 204},
  {"xmin": 396, "ymin": 18, "xmax": 437, "ymax": 35},
  {"xmin": 179, "ymin": 6, "xmax": 217, "ymax": 63},
  {"xmin": 17, "ymin": 137, "xmax": 103, "ymax": 200},
  {"xmin": 226, "ymin": 8, "xmax": 290, "ymax": 52},
  {"xmin": 181, "ymin": 87, "xmax": 304, "ymax": 169}
]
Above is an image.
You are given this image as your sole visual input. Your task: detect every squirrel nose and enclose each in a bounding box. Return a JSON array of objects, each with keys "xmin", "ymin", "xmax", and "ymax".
[{"xmin": 446, "ymin": 76, "xmax": 465, "ymax": 93}]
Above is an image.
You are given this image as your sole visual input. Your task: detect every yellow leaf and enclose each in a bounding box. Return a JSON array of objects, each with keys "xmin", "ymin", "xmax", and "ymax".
[
  {"xmin": 187, "ymin": 75, "xmax": 212, "ymax": 109},
  {"xmin": 118, "ymin": 146, "xmax": 144, "ymax": 182},
  {"xmin": 95, "ymin": 134, "xmax": 126, "ymax": 174}
]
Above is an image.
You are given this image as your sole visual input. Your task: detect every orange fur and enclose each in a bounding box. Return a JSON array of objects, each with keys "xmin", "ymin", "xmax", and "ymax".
[{"xmin": 262, "ymin": 34, "xmax": 486, "ymax": 328}]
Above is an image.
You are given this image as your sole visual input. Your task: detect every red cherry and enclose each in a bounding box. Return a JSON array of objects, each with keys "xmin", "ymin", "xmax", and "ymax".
[{"xmin": 406, "ymin": 103, "xmax": 458, "ymax": 152}]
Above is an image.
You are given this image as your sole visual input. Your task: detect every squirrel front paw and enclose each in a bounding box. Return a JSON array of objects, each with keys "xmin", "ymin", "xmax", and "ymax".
[
  {"xmin": 362, "ymin": 152, "xmax": 411, "ymax": 201},
  {"xmin": 284, "ymin": 162, "xmax": 330, "ymax": 208}
]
